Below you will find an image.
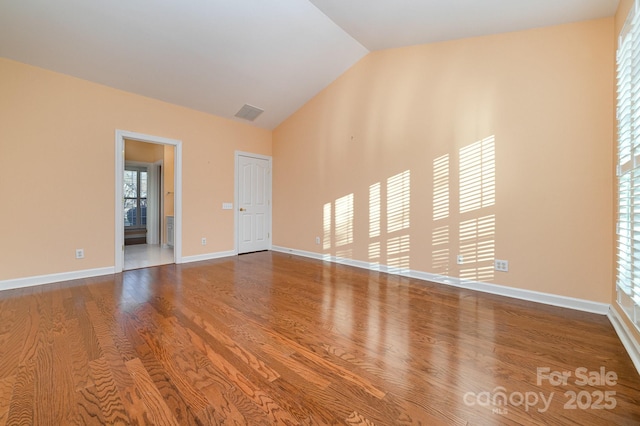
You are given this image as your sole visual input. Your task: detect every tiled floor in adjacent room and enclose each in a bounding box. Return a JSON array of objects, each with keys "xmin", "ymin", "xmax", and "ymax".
[{"xmin": 124, "ymin": 244, "xmax": 174, "ymax": 270}]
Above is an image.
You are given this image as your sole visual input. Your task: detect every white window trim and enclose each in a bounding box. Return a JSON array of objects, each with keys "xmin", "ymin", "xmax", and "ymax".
[{"xmin": 616, "ymin": 0, "xmax": 640, "ymax": 332}]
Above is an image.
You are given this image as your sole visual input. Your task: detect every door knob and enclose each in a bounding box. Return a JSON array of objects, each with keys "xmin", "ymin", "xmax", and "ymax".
[{"xmin": 240, "ymin": 208, "xmax": 246, "ymax": 211}]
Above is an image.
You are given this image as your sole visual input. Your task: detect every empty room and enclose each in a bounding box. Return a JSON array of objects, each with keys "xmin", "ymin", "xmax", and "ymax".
[{"xmin": 2, "ymin": 0, "xmax": 640, "ymax": 424}]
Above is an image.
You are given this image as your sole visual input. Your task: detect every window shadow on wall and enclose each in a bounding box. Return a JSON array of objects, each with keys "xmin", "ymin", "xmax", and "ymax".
[
  {"xmin": 432, "ymin": 135, "xmax": 496, "ymax": 281},
  {"xmin": 320, "ymin": 135, "xmax": 496, "ymax": 282}
]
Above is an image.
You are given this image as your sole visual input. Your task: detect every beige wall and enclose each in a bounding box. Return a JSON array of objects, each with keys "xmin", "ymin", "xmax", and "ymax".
[
  {"xmin": 124, "ymin": 139, "xmax": 164, "ymax": 163},
  {"xmin": 273, "ymin": 18, "xmax": 614, "ymax": 303},
  {"xmin": 0, "ymin": 57, "xmax": 271, "ymax": 281}
]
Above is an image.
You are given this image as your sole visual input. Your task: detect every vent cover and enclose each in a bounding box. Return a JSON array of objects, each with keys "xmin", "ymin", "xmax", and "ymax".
[{"xmin": 234, "ymin": 104, "xmax": 264, "ymax": 121}]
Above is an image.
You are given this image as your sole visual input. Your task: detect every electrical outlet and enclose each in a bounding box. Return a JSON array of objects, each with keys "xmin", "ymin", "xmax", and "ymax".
[
  {"xmin": 457, "ymin": 255, "xmax": 463, "ymax": 265},
  {"xmin": 495, "ymin": 259, "xmax": 509, "ymax": 272},
  {"xmin": 315, "ymin": 236, "xmax": 321, "ymax": 245},
  {"xmin": 201, "ymin": 237, "xmax": 207, "ymax": 246},
  {"xmin": 75, "ymin": 249, "xmax": 84, "ymax": 259}
]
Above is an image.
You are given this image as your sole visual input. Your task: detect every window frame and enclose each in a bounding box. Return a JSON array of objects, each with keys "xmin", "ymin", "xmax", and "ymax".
[
  {"xmin": 616, "ymin": 0, "xmax": 640, "ymax": 332},
  {"xmin": 124, "ymin": 165, "xmax": 148, "ymax": 229}
]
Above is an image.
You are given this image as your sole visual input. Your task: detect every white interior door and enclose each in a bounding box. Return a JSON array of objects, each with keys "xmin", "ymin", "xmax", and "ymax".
[{"xmin": 237, "ymin": 154, "xmax": 271, "ymax": 254}]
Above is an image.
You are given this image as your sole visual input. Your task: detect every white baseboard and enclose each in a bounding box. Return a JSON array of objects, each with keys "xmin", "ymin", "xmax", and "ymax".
[
  {"xmin": 272, "ymin": 246, "xmax": 324, "ymax": 260},
  {"xmin": 0, "ymin": 267, "xmax": 115, "ymax": 292},
  {"xmin": 410, "ymin": 270, "xmax": 610, "ymax": 315},
  {"xmin": 181, "ymin": 250, "xmax": 236, "ymax": 264},
  {"xmin": 608, "ymin": 307, "xmax": 640, "ymax": 375},
  {"xmin": 271, "ymin": 246, "xmax": 410, "ymax": 274},
  {"xmin": 0, "ymin": 249, "xmax": 237, "ymax": 292},
  {"xmin": 271, "ymin": 246, "xmax": 609, "ymax": 315}
]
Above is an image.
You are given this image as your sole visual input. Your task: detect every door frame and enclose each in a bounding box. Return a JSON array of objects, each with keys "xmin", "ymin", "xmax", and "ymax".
[
  {"xmin": 115, "ymin": 130, "xmax": 182, "ymax": 272},
  {"xmin": 234, "ymin": 151, "xmax": 272, "ymax": 254},
  {"xmin": 123, "ymin": 160, "xmax": 160, "ymax": 244}
]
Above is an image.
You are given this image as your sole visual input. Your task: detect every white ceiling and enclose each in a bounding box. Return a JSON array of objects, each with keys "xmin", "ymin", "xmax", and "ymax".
[
  {"xmin": 0, "ymin": 0, "xmax": 619, "ymax": 129},
  {"xmin": 311, "ymin": 0, "xmax": 620, "ymax": 51}
]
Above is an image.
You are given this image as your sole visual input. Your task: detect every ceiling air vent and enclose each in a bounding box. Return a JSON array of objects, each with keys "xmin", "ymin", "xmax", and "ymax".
[{"xmin": 234, "ymin": 104, "xmax": 264, "ymax": 121}]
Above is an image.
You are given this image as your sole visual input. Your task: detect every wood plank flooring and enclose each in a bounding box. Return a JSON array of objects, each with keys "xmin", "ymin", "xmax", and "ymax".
[{"xmin": 1, "ymin": 251, "xmax": 639, "ymax": 425}]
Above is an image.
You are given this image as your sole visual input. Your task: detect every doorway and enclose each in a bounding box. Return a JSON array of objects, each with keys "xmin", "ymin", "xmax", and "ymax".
[
  {"xmin": 115, "ymin": 130, "xmax": 182, "ymax": 273},
  {"xmin": 236, "ymin": 152, "xmax": 272, "ymax": 254},
  {"xmin": 123, "ymin": 151, "xmax": 172, "ymax": 269}
]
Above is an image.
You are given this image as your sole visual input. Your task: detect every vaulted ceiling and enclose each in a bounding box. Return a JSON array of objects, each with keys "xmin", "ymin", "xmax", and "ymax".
[{"xmin": 0, "ymin": 0, "xmax": 619, "ymax": 129}]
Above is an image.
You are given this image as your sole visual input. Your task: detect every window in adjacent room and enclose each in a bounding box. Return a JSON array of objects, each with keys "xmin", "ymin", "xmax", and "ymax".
[{"xmin": 124, "ymin": 166, "xmax": 148, "ymax": 228}]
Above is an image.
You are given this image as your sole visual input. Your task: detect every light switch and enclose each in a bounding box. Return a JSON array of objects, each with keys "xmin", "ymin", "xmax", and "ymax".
[{"xmin": 222, "ymin": 202, "xmax": 233, "ymax": 210}]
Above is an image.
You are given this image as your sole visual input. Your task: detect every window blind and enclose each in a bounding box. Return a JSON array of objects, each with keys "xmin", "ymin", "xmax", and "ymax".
[{"xmin": 617, "ymin": 1, "xmax": 640, "ymax": 331}]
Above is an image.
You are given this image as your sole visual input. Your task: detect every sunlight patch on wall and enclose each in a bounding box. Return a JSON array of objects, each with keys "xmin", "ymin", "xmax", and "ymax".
[
  {"xmin": 366, "ymin": 170, "xmax": 411, "ymax": 270},
  {"xmin": 387, "ymin": 170, "xmax": 411, "ymax": 233},
  {"xmin": 432, "ymin": 154, "xmax": 450, "ymax": 275},
  {"xmin": 323, "ymin": 202, "xmax": 332, "ymax": 250},
  {"xmin": 323, "ymin": 192, "xmax": 355, "ymax": 259},
  {"xmin": 335, "ymin": 194, "xmax": 354, "ymax": 248},
  {"xmin": 459, "ymin": 136, "xmax": 495, "ymax": 213},
  {"xmin": 368, "ymin": 182, "xmax": 382, "ymax": 269},
  {"xmin": 336, "ymin": 248, "xmax": 353, "ymax": 259},
  {"xmin": 369, "ymin": 182, "xmax": 381, "ymax": 238},
  {"xmin": 432, "ymin": 225, "xmax": 449, "ymax": 275},
  {"xmin": 459, "ymin": 214, "xmax": 495, "ymax": 281},
  {"xmin": 387, "ymin": 235, "xmax": 410, "ymax": 273},
  {"xmin": 433, "ymin": 154, "xmax": 450, "ymax": 220}
]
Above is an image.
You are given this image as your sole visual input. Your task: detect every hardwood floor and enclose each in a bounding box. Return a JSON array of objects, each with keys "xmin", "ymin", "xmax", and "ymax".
[{"xmin": 0, "ymin": 251, "xmax": 639, "ymax": 425}]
